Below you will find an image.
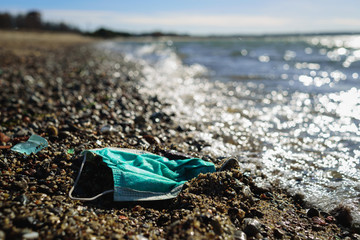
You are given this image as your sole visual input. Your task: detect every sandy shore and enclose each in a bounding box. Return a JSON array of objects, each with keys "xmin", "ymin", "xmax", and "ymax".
[{"xmin": 0, "ymin": 31, "xmax": 358, "ymax": 239}]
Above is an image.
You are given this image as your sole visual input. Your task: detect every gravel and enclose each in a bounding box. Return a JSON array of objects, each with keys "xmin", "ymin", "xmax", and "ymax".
[{"xmin": 0, "ymin": 31, "xmax": 357, "ymax": 239}]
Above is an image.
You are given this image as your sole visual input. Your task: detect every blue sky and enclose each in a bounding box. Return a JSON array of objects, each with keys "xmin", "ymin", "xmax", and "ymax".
[{"xmin": 1, "ymin": 0, "xmax": 360, "ymax": 35}]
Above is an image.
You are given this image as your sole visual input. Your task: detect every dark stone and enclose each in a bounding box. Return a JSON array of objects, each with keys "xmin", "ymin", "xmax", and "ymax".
[
  {"xmin": 273, "ymin": 228, "xmax": 283, "ymax": 239},
  {"xmin": 292, "ymin": 193, "xmax": 305, "ymax": 206},
  {"xmin": 352, "ymin": 223, "xmax": 360, "ymax": 234},
  {"xmin": 150, "ymin": 111, "xmax": 170, "ymax": 123},
  {"xmin": 330, "ymin": 205, "xmax": 353, "ymax": 227},
  {"xmin": 307, "ymin": 208, "xmax": 320, "ymax": 218},
  {"xmin": 14, "ymin": 194, "xmax": 29, "ymax": 206},
  {"xmin": 219, "ymin": 158, "xmax": 240, "ymax": 171},
  {"xmin": 13, "ymin": 180, "xmax": 28, "ymax": 191},
  {"xmin": 250, "ymin": 208, "xmax": 264, "ymax": 218},
  {"xmin": 38, "ymin": 184, "xmax": 52, "ymax": 194},
  {"xmin": 134, "ymin": 116, "xmax": 146, "ymax": 125},
  {"xmin": 142, "ymin": 135, "xmax": 161, "ymax": 145},
  {"xmin": 13, "ymin": 216, "xmax": 38, "ymax": 228},
  {"xmin": 243, "ymin": 218, "xmax": 261, "ymax": 236}
]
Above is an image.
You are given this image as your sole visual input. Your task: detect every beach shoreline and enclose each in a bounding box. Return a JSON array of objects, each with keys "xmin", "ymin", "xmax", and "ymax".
[{"xmin": 0, "ymin": 30, "xmax": 358, "ymax": 239}]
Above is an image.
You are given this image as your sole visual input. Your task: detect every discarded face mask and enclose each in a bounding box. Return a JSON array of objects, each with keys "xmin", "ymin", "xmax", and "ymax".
[
  {"xmin": 69, "ymin": 147, "xmax": 216, "ymax": 201},
  {"xmin": 11, "ymin": 134, "xmax": 48, "ymax": 155}
]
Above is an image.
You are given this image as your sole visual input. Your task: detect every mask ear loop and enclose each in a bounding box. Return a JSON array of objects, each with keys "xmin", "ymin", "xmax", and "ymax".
[{"xmin": 69, "ymin": 153, "xmax": 114, "ymax": 201}]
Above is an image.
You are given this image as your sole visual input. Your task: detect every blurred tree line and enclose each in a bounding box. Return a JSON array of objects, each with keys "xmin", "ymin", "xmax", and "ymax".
[
  {"xmin": 0, "ymin": 10, "xmax": 80, "ymax": 32},
  {"xmin": 0, "ymin": 10, "xmax": 188, "ymax": 38}
]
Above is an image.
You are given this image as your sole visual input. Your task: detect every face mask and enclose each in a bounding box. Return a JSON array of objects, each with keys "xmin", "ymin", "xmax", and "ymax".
[{"xmin": 69, "ymin": 147, "xmax": 215, "ymax": 201}]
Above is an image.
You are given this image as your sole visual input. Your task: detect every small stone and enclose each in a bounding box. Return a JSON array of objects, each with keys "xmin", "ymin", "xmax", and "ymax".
[
  {"xmin": 209, "ymin": 218, "xmax": 223, "ymax": 235},
  {"xmin": 0, "ymin": 230, "xmax": 5, "ymax": 240},
  {"xmin": 14, "ymin": 216, "xmax": 37, "ymax": 228},
  {"xmin": 13, "ymin": 180, "xmax": 28, "ymax": 191},
  {"xmin": 307, "ymin": 208, "xmax": 320, "ymax": 218},
  {"xmin": 273, "ymin": 228, "xmax": 284, "ymax": 239},
  {"xmin": 134, "ymin": 116, "xmax": 146, "ymax": 125},
  {"xmin": 58, "ymin": 131, "xmax": 72, "ymax": 140},
  {"xmin": 38, "ymin": 184, "xmax": 52, "ymax": 194},
  {"xmin": 46, "ymin": 125, "xmax": 58, "ymax": 136},
  {"xmin": 23, "ymin": 116, "xmax": 31, "ymax": 123},
  {"xmin": 14, "ymin": 128, "xmax": 29, "ymax": 137},
  {"xmin": 134, "ymin": 235, "xmax": 148, "ymax": 240},
  {"xmin": 49, "ymin": 215, "xmax": 60, "ymax": 224},
  {"xmin": 352, "ymin": 233, "xmax": 360, "ymax": 240},
  {"xmin": 330, "ymin": 205, "xmax": 353, "ymax": 227},
  {"xmin": 352, "ymin": 223, "xmax": 360, "ymax": 235},
  {"xmin": 228, "ymin": 207, "xmax": 245, "ymax": 220},
  {"xmin": 15, "ymin": 194, "xmax": 29, "ymax": 206},
  {"xmin": 53, "ymin": 195, "xmax": 66, "ymax": 202},
  {"xmin": 22, "ymin": 231, "xmax": 39, "ymax": 239},
  {"xmin": 219, "ymin": 158, "xmax": 239, "ymax": 171},
  {"xmin": 250, "ymin": 208, "xmax": 264, "ymax": 218},
  {"xmin": 100, "ymin": 125, "xmax": 114, "ymax": 133},
  {"xmin": 142, "ymin": 135, "xmax": 161, "ymax": 145},
  {"xmin": 0, "ymin": 132, "xmax": 10, "ymax": 143},
  {"xmin": 243, "ymin": 218, "xmax": 262, "ymax": 237},
  {"xmin": 150, "ymin": 112, "xmax": 167, "ymax": 123},
  {"xmin": 234, "ymin": 230, "xmax": 247, "ymax": 240},
  {"xmin": 242, "ymin": 186, "xmax": 253, "ymax": 199},
  {"xmin": 312, "ymin": 216, "xmax": 326, "ymax": 226}
]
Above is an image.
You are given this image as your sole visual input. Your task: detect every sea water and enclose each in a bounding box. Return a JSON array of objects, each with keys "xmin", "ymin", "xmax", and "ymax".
[{"xmin": 101, "ymin": 35, "xmax": 360, "ymax": 222}]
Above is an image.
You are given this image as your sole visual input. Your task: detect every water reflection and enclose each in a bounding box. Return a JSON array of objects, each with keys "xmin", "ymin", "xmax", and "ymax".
[{"xmin": 101, "ymin": 35, "xmax": 360, "ymax": 222}]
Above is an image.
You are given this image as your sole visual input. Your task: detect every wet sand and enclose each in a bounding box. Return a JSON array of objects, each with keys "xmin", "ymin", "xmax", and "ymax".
[{"xmin": 0, "ymin": 30, "xmax": 358, "ymax": 239}]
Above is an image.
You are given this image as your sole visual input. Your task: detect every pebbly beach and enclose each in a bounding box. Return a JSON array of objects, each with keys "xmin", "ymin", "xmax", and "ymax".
[{"xmin": 0, "ymin": 31, "xmax": 358, "ymax": 239}]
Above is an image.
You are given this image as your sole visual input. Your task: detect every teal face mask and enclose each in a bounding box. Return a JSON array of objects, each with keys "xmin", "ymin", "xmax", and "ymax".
[{"xmin": 69, "ymin": 148, "xmax": 215, "ymax": 201}]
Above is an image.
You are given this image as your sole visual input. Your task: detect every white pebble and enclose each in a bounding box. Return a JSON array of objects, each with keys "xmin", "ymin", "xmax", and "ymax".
[{"xmin": 23, "ymin": 232, "xmax": 39, "ymax": 239}]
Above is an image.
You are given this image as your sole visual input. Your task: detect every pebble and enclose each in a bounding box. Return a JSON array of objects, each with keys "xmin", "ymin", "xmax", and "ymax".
[
  {"xmin": 15, "ymin": 194, "xmax": 29, "ymax": 206},
  {"xmin": 0, "ymin": 132, "xmax": 10, "ymax": 143},
  {"xmin": 219, "ymin": 158, "xmax": 240, "ymax": 171},
  {"xmin": 243, "ymin": 218, "xmax": 262, "ymax": 236},
  {"xmin": 233, "ymin": 230, "xmax": 247, "ymax": 240},
  {"xmin": 46, "ymin": 125, "xmax": 58, "ymax": 136},
  {"xmin": 142, "ymin": 135, "xmax": 161, "ymax": 145},
  {"xmin": 352, "ymin": 234, "xmax": 360, "ymax": 240},
  {"xmin": 22, "ymin": 231, "xmax": 39, "ymax": 239},
  {"xmin": 14, "ymin": 180, "xmax": 28, "ymax": 191},
  {"xmin": 100, "ymin": 125, "xmax": 114, "ymax": 133},
  {"xmin": 242, "ymin": 186, "xmax": 253, "ymax": 201},
  {"xmin": 330, "ymin": 205, "xmax": 353, "ymax": 227},
  {"xmin": 273, "ymin": 228, "xmax": 284, "ymax": 239},
  {"xmin": 307, "ymin": 208, "xmax": 320, "ymax": 218}
]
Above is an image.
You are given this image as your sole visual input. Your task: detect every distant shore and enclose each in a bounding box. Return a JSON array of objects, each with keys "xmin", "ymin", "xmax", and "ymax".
[{"xmin": 0, "ymin": 30, "xmax": 357, "ymax": 239}]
